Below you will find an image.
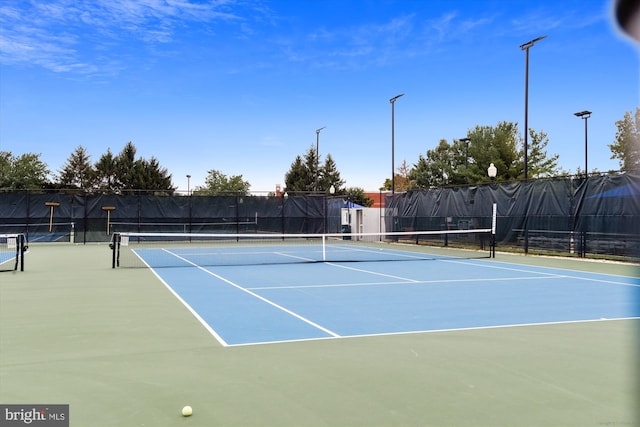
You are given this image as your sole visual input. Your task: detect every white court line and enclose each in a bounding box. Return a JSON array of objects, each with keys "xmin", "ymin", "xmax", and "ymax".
[
  {"xmin": 324, "ymin": 262, "xmax": 421, "ymax": 282},
  {"xmin": 442, "ymin": 258, "xmax": 640, "ymax": 287},
  {"xmin": 161, "ymin": 248, "xmax": 341, "ymax": 339},
  {"xmin": 224, "ymin": 317, "xmax": 640, "ymax": 347},
  {"xmin": 132, "ymin": 249, "xmax": 230, "ymax": 347},
  {"xmin": 247, "ymin": 275, "xmax": 567, "ymax": 291}
]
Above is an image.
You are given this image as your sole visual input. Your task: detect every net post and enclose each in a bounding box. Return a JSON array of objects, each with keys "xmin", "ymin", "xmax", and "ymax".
[
  {"xmin": 491, "ymin": 203, "xmax": 497, "ymax": 258},
  {"xmin": 20, "ymin": 234, "xmax": 25, "ymax": 271},
  {"xmin": 110, "ymin": 233, "xmax": 121, "ymax": 268},
  {"xmin": 322, "ymin": 234, "xmax": 327, "ymax": 262}
]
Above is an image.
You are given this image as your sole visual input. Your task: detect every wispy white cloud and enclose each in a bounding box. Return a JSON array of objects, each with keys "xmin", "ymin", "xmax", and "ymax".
[
  {"xmin": 0, "ymin": 0, "xmax": 255, "ymax": 75},
  {"xmin": 278, "ymin": 14, "xmax": 418, "ymax": 70}
]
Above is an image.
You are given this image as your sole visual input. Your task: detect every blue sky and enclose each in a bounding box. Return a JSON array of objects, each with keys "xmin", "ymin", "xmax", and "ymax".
[{"xmin": 1, "ymin": 0, "xmax": 638, "ymax": 192}]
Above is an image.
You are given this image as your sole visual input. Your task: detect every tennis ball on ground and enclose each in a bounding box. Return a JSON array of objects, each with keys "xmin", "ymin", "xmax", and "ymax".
[{"xmin": 182, "ymin": 406, "xmax": 193, "ymax": 417}]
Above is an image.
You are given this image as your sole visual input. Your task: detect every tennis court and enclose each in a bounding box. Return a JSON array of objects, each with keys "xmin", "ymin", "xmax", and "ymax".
[
  {"xmin": 131, "ymin": 239, "xmax": 640, "ymax": 347},
  {"xmin": 1, "ymin": 240, "xmax": 638, "ymax": 426}
]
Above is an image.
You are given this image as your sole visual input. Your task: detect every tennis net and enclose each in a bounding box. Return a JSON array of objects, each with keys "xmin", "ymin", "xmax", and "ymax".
[
  {"xmin": 110, "ymin": 228, "xmax": 495, "ymax": 268},
  {"xmin": 1, "ymin": 233, "xmax": 27, "ymax": 272}
]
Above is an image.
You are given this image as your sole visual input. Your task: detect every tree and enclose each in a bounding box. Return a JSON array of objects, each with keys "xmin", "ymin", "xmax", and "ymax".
[
  {"xmin": 194, "ymin": 169, "xmax": 250, "ymax": 195},
  {"xmin": 136, "ymin": 157, "xmax": 174, "ymax": 193},
  {"xmin": 410, "ymin": 139, "xmax": 456, "ymax": 189},
  {"xmin": 114, "ymin": 142, "xmax": 138, "ymax": 191},
  {"xmin": 94, "ymin": 148, "xmax": 117, "ymax": 192},
  {"xmin": 57, "ymin": 145, "xmax": 95, "ymax": 190},
  {"xmin": 112, "ymin": 142, "xmax": 175, "ymax": 193},
  {"xmin": 305, "ymin": 145, "xmax": 320, "ymax": 191},
  {"xmin": 381, "ymin": 160, "xmax": 413, "ymax": 191},
  {"xmin": 466, "ymin": 121, "xmax": 521, "ymax": 182},
  {"xmin": 284, "ymin": 146, "xmax": 345, "ymax": 193},
  {"xmin": 609, "ymin": 108, "xmax": 640, "ymax": 171},
  {"xmin": 318, "ymin": 154, "xmax": 345, "ymax": 193},
  {"xmin": 343, "ymin": 187, "xmax": 374, "ymax": 207},
  {"xmin": 409, "ymin": 121, "xmax": 559, "ymax": 187},
  {"xmin": 284, "ymin": 155, "xmax": 311, "ymax": 192},
  {"xmin": 527, "ymin": 129, "xmax": 559, "ymax": 178},
  {"xmin": 0, "ymin": 151, "xmax": 50, "ymax": 189},
  {"xmin": 284, "ymin": 146, "xmax": 316, "ymax": 192}
]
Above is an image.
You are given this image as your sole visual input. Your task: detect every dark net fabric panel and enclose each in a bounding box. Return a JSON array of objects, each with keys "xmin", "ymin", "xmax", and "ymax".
[
  {"xmin": 385, "ymin": 173, "xmax": 640, "ymax": 259},
  {"xmin": 1, "ymin": 173, "xmax": 638, "ymax": 259}
]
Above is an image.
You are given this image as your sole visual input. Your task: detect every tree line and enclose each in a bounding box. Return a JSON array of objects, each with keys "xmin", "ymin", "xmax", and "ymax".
[
  {"xmin": 385, "ymin": 109, "xmax": 639, "ymax": 191},
  {"xmin": 1, "ymin": 142, "xmax": 173, "ymax": 194},
  {"xmin": 1, "ymin": 109, "xmax": 638, "ymax": 203}
]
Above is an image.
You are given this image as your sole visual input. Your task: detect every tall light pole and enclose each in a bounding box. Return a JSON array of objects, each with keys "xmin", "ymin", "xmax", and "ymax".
[
  {"xmin": 520, "ymin": 35, "xmax": 547, "ymax": 181},
  {"xmin": 390, "ymin": 93, "xmax": 404, "ymax": 194},
  {"xmin": 460, "ymin": 137, "xmax": 471, "ymax": 183},
  {"xmin": 315, "ymin": 126, "xmax": 326, "ymax": 191},
  {"xmin": 574, "ymin": 110, "xmax": 592, "ymax": 178}
]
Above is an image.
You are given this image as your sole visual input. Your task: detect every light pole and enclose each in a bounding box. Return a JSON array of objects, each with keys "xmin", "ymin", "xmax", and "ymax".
[
  {"xmin": 315, "ymin": 126, "xmax": 326, "ymax": 191},
  {"xmin": 520, "ymin": 35, "xmax": 547, "ymax": 181},
  {"xmin": 390, "ymin": 93, "xmax": 404, "ymax": 194},
  {"xmin": 574, "ymin": 110, "xmax": 592, "ymax": 178},
  {"xmin": 460, "ymin": 137, "xmax": 471, "ymax": 183},
  {"xmin": 186, "ymin": 174, "xmax": 191, "ymax": 195}
]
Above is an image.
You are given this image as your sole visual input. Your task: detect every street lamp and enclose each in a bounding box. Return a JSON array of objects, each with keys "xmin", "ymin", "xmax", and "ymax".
[
  {"xmin": 186, "ymin": 174, "xmax": 191, "ymax": 195},
  {"xmin": 574, "ymin": 110, "xmax": 592, "ymax": 178},
  {"xmin": 487, "ymin": 163, "xmax": 497, "ymax": 180},
  {"xmin": 315, "ymin": 126, "xmax": 326, "ymax": 191},
  {"xmin": 390, "ymin": 93, "xmax": 404, "ymax": 194},
  {"xmin": 520, "ymin": 35, "xmax": 547, "ymax": 181}
]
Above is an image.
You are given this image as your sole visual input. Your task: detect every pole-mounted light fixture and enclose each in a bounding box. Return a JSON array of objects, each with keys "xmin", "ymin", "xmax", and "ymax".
[
  {"xmin": 315, "ymin": 126, "xmax": 326, "ymax": 191},
  {"xmin": 390, "ymin": 93, "xmax": 404, "ymax": 194},
  {"xmin": 520, "ymin": 35, "xmax": 547, "ymax": 181},
  {"xmin": 574, "ymin": 110, "xmax": 592, "ymax": 178}
]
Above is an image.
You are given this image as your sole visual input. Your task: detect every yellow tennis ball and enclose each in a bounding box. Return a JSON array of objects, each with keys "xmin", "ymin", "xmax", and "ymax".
[{"xmin": 182, "ymin": 406, "xmax": 193, "ymax": 417}]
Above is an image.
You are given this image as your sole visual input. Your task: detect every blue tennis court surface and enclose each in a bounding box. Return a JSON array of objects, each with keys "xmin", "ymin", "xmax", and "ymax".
[
  {"xmin": 138, "ymin": 248, "xmax": 640, "ymax": 347},
  {"xmin": 0, "ymin": 254, "xmax": 14, "ymax": 266}
]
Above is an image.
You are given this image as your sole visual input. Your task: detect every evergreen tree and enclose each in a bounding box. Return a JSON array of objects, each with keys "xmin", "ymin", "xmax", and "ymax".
[
  {"xmin": 304, "ymin": 145, "xmax": 319, "ymax": 191},
  {"xmin": 94, "ymin": 148, "xmax": 117, "ymax": 192},
  {"xmin": 115, "ymin": 142, "xmax": 137, "ymax": 191},
  {"xmin": 285, "ymin": 146, "xmax": 346, "ymax": 193},
  {"xmin": 527, "ymin": 129, "xmax": 559, "ymax": 178},
  {"xmin": 318, "ymin": 154, "xmax": 345, "ymax": 193},
  {"xmin": 284, "ymin": 155, "xmax": 311, "ymax": 192},
  {"xmin": 57, "ymin": 145, "xmax": 96, "ymax": 189},
  {"xmin": 112, "ymin": 142, "xmax": 174, "ymax": 193},
  {"xmin": 284, "ymin": 146, "xmax": 317, "ymax": 192},
  {"xmin": 466, "ymin": 121, "xmax": 521, "ymax": 182},
  {"xmin": 410, "ymin": 139, "xmax": 455, "ymax": 189}
]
